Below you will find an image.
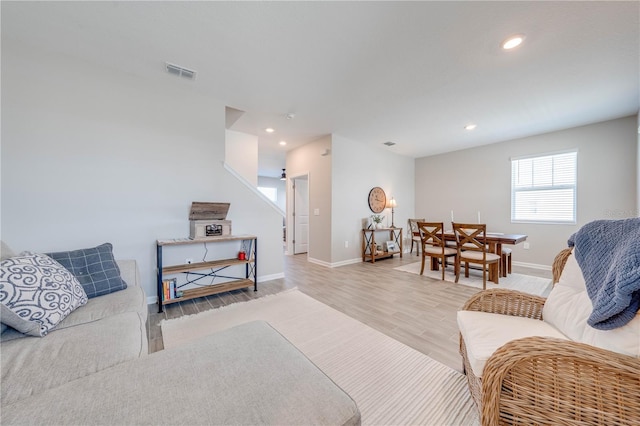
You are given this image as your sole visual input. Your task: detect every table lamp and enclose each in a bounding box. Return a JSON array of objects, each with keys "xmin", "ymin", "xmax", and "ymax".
[{"xmin": 388, "ymin": 198, "xmax": 397, "ymax": 228}]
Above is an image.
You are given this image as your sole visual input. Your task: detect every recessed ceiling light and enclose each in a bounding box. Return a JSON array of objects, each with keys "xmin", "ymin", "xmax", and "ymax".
[
  {"xmin": 265, "ymin": 128, "xmax": 275, "ymax": 133},
  {"xmin": 464, "ymin": 124, "xmax": 477, "ymax": 131},
  {"xmin": 502, "ymin": 34, "xmax": 525, "ymax": 50},
  {"xmin": 279, "ymin": 141, "xmax": 287, "ymax": 146}
]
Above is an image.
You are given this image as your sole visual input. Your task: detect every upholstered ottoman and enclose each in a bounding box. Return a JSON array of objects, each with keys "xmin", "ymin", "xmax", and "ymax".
[{"xmin": 2, "ymin": 321, "xmax": 361, "ymax": 426}]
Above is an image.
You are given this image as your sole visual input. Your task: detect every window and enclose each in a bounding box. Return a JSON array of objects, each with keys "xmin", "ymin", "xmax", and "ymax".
[
  {"xmin": 511, "ymin": 151, "xmax": 577, "ymax": 223},
  {"xmin": 257, "ymin": 186, "xmax": 277, "ymax": 203}
]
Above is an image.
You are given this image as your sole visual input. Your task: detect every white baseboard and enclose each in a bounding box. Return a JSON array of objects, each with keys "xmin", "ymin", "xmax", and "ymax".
[
  {"xmin": 307, "ymin": 257, "xmax": 331, "ymax": 267},
  {"xmin": 307, "ymin": 256, "xmax": 362, "ymax": 268},
  {"xmin": 512, "ymin": 261, "xmax": 551, "ymax": 271},
  {"xmin": 259, "ymin": 272, "xmax": 285, "ymax": 282},
  {"xmin": 330, "ymin": 258, "xmax": 363, "ymax": 268}
]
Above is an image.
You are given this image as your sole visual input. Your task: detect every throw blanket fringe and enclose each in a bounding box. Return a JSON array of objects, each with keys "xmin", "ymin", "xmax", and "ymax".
[{"xmin": 568, "ymin": 218, "xmax": 640, "ymax": 330}]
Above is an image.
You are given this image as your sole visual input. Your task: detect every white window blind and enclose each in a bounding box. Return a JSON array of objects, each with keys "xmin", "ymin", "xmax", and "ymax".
[{"xmin": 511, "ymin": 151, "xmax": 577, "ymax": 223}]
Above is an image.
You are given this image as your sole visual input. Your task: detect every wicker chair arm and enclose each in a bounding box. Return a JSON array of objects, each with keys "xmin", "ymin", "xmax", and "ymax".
[
  {"xmin": 481, "ymin": 336, "xmax": 640, "ymax": 425},
  {"xmin": 461, "ymin": 288, "xmax": 546, "ymax": 320}
]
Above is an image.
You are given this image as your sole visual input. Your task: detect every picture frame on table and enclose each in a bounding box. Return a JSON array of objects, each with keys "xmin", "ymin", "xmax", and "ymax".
[{"xmin": 385, "ymin": 241, "xmax": 397, "ymax": 252}]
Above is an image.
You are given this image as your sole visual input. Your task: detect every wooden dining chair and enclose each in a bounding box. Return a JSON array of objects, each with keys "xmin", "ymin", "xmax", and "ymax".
[
  {"xmin": 417, "ymin": 222, "xmax": 457, "ymax": 280},
  {"xmin": 501, "ymin": 247, "xmax": 512, "ymax": 277},
  {"xmin": 408, "ymin": 218, "xmax": 425, "ymax": 256},
  {"xmin": 452, "ymin": 223, "xmax": 501, "ymax": 289}
]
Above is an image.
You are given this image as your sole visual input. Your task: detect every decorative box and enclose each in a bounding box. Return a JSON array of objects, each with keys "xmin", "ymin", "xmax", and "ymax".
[
  {"xmin": 188, "ymin": 202, "xmax": 232, "ymax": 239},
  {"xmin": 190, "ymin": 220, "xmax": 232, "ymax": 239}
]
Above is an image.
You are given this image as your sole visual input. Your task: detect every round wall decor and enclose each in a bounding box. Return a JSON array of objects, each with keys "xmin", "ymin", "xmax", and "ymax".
[{"xmin": 368, "ymin": 187, "xmax": 386, "ymax": 213}]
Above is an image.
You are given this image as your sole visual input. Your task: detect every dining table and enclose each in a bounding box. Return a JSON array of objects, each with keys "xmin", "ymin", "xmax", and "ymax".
[{"xmin": 433, "ymin": 231, "xmax": 528, "ymax": 283}]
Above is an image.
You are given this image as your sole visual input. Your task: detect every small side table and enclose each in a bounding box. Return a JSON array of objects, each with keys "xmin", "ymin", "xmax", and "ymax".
[{"xmin": 362, "ymin": 227, "xmax": 403, "ymax": 263}]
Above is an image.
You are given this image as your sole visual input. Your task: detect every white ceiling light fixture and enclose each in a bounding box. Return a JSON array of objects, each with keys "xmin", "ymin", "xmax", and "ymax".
[
  {"xmin": 279, "ymin": 140, "xmax": 287, "ymax": 146},
  {"xmin": 464, "ymin": 124, "xmax": 477, "ymax": 130},
  {"xmin": 502, "ymin": 34, "xmax": 525, "ymax": 50},
  {"xmin": 265, "ymin": 128, "xmax": 275, "ymax": 133}
]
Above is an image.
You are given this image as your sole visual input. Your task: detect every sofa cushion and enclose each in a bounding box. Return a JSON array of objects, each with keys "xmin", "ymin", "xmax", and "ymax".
[
  {"xmin": 543, "ymin": 252, "xmax": 640, "ymax": 357},
  {"xmin": 1, "ymin": 311, "xmax": 147, "ymax": 406},
  {"xmin": 0, "ymin": 253, "xmax": 88, "ymax": 336},
  {"xmin": 46, "ymin": 243, "xmax": 127, "ymax": 298},
  {"xmin": 1, "ymin": 321, "xmax": 361, "ymax": 426},
  {"xmin": 55, "ymin": 281, "xmax": 147, "ymax": 331},
  {"xmin": 457, "ymin": 310, "xmax": 568, "ymax": 377}
]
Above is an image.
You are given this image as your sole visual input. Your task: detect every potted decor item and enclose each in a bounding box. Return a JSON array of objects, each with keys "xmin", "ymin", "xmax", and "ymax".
[{"xmin": 371, "ymin": 214, "xmax": 384, "ymax": 229}]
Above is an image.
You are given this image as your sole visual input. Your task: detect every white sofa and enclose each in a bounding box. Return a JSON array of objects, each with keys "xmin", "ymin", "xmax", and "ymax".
[
  {"xmin": 457, "ymin": 248, "xmax": 640, "ymax": 425},
  {"xmin": 1, "ymin": 244, "xmax": 360, "ymax": 425},
  {"xmin": 1, "ymin": 258, "xmax": 148, "ymax": 407}
]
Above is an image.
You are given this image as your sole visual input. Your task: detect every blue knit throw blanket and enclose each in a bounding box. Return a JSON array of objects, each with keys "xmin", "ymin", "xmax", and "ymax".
[{"xmin": 568, "ymin": 218, "xmax": 640, "ymax": 330}]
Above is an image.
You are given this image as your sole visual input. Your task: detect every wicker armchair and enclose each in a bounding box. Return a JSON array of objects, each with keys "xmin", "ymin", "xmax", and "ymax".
[{"xmin": 459, "ymin": 248, "xmax": 640, "ymax": 425}]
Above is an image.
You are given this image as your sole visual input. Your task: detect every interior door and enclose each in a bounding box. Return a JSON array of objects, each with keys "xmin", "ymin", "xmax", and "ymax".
[{"xmin": 293, "ymin": 177, "xmax": 309, "ymax": 254}]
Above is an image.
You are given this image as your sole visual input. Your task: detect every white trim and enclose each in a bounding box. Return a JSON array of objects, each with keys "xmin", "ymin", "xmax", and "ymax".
[
  {"xmin": 258, "ymin": 272, "xmax": 285, "ymax": 282},
  {"xmin": 331, "ymin": 258, "xmax": 363, "ymax": 268},
  {"xmin": 512, "ymin": 260, "xmax": 551, "ymax": 271},
  {"xmin": 308, "ymin": 256, "xmax": 367, "ymax": 268},
  {"xmin": 307, "ymin": 256, "xmax": 331, "ymax": 267},
  {"xmin": 223, "ymin": 161, "xmax": 285, "ymax": 217}
]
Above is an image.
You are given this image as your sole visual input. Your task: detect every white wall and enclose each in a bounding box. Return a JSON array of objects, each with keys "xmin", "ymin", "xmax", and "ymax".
[
  {"xmin": 1, "ymin": 40, "xmax": 284, "ymax": 302},
  {"xmin": 331, "ymin": 134, "xmax": 415, "ymax": 265},
  {"xmin": 225, "ymin": 130, "xmax": 258, "ymax": 186},
  {"xmin": 284, "ymin": 133, "xmax": 414, "ymax": 266},
  {"xmin": 415, "ymin": 116, "xmax": 638, "ymax": 267},
  {"xmin": 286, "ymin": 135, "xmax": 333, "ymax": 263}
]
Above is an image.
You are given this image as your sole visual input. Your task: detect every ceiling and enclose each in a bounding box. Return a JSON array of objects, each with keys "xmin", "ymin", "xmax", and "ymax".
[{"xmin": 2, "ymin": 1, "xmax": 639, "ymax": 178}]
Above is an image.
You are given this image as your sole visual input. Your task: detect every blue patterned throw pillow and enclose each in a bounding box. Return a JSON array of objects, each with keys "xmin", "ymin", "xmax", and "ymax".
[
  {"xmin": 47, "ymin": 243, "xmax": 127, "ymax": 298},
  {"xmin": 0, "ymin": 253, "xmax": 88, "ymax": 336}
]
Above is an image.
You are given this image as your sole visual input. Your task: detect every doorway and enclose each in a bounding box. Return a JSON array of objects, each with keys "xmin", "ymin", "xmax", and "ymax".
[{"xmin": 292, "ymin": 175, "xmax": 309, "ymax": 255}]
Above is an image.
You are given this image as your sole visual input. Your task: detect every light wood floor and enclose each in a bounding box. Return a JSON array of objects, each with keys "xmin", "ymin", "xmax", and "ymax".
[{"xmin": 147, "ymin": 252, "xmax": 551, "ymax": 372}]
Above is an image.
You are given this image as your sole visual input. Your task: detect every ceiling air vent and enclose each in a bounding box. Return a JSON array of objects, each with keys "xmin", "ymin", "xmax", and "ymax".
[
  {"xmin": 383, "ymin": 141, "xmax": 396, "ymax": 146},
  {"xmin": 165, "ymin": 62, "xmax": 197, "ymax": 80}
]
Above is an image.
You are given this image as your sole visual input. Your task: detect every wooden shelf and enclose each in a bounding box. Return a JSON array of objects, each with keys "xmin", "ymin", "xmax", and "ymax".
[
  {"xmin": 361, "ymin": 228, "xmax": 403, "ymax": 263},
  {"xmin": 162, "ymin": 258, "xmax": 252, "ymax": 275},
  {"xmin": 161, "ymin": 279, "xmax": 254, "ymax": 306},
  {"xmin": 156, "ymin": 235, "xmax": 257, "ymax": 312},
  {"xmin": 365, "ymin": 250, "xmax": 400, "ymax": 259},
  {"xmin": 157, "ymin": 235, "xmax": 256, "ymax": 246}
]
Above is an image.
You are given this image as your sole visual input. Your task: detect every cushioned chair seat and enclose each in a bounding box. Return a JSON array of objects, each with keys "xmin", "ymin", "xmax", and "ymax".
[
  {"xmin": 457, "ymin": 310, "xmax": 568, "ymax": 377},
  {"xmin": 501, "ymin": 247, "xmax": 512, "ymax": 277},
  {"xmin": 460, "ymin": 251, "xmax": 500, "ymax": 262},
  {"xmin": 423, "ymin": 246, "xmax": 457, "ymax": 256}
]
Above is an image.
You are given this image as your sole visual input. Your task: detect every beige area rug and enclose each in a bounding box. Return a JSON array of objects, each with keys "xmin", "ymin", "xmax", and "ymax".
[
  {"xmin": 394, "ymin": 261, "xmax": 552, "ymax": 297},
  {"xmin": 161, "ymin": 289, "xmax": 479, "ymax": 426}
]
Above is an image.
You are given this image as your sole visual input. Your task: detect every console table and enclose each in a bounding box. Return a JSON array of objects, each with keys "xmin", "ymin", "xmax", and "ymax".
[
  {"xmin": 156, "ymin": 235, "xmax": 257, "ymax": 312},
  {"xmin": 362, "ymin": 227, "xmax": 403, "ymax": 263}
]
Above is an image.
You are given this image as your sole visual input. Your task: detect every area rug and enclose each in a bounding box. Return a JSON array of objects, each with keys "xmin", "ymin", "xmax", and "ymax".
[
  {"xmin": 394, "ymin": 261, "xmax": 552, "ymax": 297},
  {"xmin": 161, "ymin": 289, "xmax": 479, "ymax": 426}
]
